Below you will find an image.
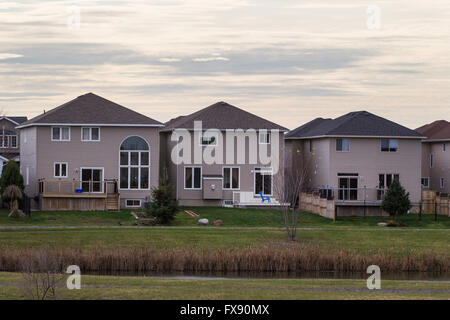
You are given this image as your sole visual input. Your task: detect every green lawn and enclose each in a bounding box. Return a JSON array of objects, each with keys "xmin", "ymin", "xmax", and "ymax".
[
  {"xmin": 0, "ymin": 272, "xmax": 448, "ymax": 300},
  {"xmin": 0, "ymin": 227, "xmax": 448, "ymax": 255},
  {"xmin": 1, "ymin": 206, "xmax": 449, "ymax": 229}
]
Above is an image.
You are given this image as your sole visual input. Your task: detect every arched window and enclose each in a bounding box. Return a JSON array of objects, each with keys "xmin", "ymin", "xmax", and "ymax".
[{"xmin": 119, "ymin": 136, "xmax": 150, "ymax": 189}]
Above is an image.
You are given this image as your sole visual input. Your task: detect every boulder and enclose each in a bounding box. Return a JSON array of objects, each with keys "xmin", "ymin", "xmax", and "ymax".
[
  {"xmin": 213, "ymin": 219, "xmax": 223, "ymax": 226},
  {"xmin": 377, "ymin": 222, "xmax": 387, "ymax": 226},
  {"xmin": 198, "ymin": 218, "xmax": 209, "ymax": 225}
]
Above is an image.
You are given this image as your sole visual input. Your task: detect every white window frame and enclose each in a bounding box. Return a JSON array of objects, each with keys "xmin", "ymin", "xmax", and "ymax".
[
  {"xmin": 336, "ymin": 138, "xmax": 350, "ymax": 152},
  {"xmin": 51, "ymin": 126, "xmax": 71, "ymax": 141},
  {"xmin": 80, "ymin": 167, "xmax": 104, "ymax": 193},
  {"xmin": 54, "ymin": 162, "xmax": 68, "ymax": 178},
  {"xmin": 440, "ymin": 177, "xmax": 445, "ymax": 189},
  {"xmin": 81, "ymin": 127, "xmax": 100, "ymax": 142},
  {"xmin": 253, "ymin": 167, "xmax": 273, "ymax": 196},
  {"xmin": 0, "ymin": 135, "xmax": 8, "ymax": 148},
  {"xmin": 10, "ymin": 135, "xmax": 17, "ymax": 148},
  {"xmin": 258, "ymin": 131, "xmax": 271, "ymax": 144},
  {"xmin": 125, "ymin": 199, "xmax": 142, "ymax": 208},
  {"xmin": 119, "ymin": 150, "xmax": 151, "ymax": 191},
  {"xmin": 199, "ymin": 131, "xmax": 219, "ymax": 146},
  {"xmin": 421, "ymin": 177, "xmax": 429, "ymax": 188},
  {"xmin": 223, "ymin": 166, "xmax": 240, "ymax": 190},
  {"xmin": 381, "ymin": 139, "xmax": 398, "ymax": 152},
  {"xmin": 184, "ymin": 166, "xmax": 202, "ymax": 190}
]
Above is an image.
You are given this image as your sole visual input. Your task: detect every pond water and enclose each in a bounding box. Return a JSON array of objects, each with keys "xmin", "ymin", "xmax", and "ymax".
[{"xmin": 86, "ymin": 270, "xmax": 450, "ymax": 282}]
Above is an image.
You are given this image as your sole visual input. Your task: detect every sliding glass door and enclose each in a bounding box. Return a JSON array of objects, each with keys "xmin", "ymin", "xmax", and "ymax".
[{"xmin": 81, "ymin": 168, "xmax": 104, "ymax": 193}]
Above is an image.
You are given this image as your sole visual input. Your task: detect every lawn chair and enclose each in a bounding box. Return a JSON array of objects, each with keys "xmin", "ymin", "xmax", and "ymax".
[{"xmin": 259, "ymin": 192, "xmax": 271, "ymax": 203}]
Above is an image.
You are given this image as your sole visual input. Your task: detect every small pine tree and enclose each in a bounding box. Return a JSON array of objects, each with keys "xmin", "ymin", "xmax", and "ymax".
[
  {"xmin": 145, "ymin": 176, "xmax": 179, "ymax": 224},
  {"xmin": 0, "ymin": 161, "xmax": 24, "ymax": 197},
  {"xmin": 381, "ymin": 179, "xmax": 411, "ymax": 221}
]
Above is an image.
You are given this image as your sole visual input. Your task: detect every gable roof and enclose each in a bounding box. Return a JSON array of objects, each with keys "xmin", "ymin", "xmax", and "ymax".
[
  {"xmin": 0, "ymin": 116, "xmax": 27, "ymax": 125},
  {"xmin": 416, "ymin": 120, "xmax": 450, "ymax": 141},
  {"xmin": 286, "ymin": 111, "xmax": 423, "ymax": 139},
  {"xmin": 17, "ymin": 93, "xmax": 163, "ymax": 128},
  {"xmin": 163, "ymin": 101, "xmax": 288, "ymax": 131}
]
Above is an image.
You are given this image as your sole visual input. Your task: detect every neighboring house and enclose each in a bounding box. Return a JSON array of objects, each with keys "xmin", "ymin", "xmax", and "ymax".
[
  {"xmin": 0, "ymin": 116, "xmax": 27, "ymax": 175},
  {"xmin": 416, "ymin": 120, "xmax": 450, "ymax": 193},
  {"xmin": 160, "ymin": 101, "xmax": 288, "ymax": 206},
  {"xmin": 285, "ymin": 111, "xmax": 424, "ymax": 214},
  {"xmin": 16, "ymin": 93, "xmax": 163, "ymax": 210}
]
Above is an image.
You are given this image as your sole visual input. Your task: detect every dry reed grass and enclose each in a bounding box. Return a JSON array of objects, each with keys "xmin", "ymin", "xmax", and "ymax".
[{"xmin": 0, "ymin": 243, "xmax": 447, "ymax": 273}]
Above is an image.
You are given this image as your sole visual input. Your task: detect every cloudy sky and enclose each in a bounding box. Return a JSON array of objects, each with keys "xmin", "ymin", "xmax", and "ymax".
[{"xmin": 0, "ymin": 0, "xmax": 449, "ymax": 129}]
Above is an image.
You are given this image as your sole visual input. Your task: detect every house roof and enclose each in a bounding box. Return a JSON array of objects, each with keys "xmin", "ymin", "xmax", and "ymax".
[
  {"xmin": 415, "ymin": 120, "xmax": 450, "ymax": 141},
  {"xmin": 286, "ymin": 111, "xmax": 424, "ymax": 139},
  {"xmin": 162, "ymin": 101, "xmax": 288, "ymax": 132},
  {"xmin": 17, "ymin": 93, "xmax": 163, "ymax": 128},
  {"xmin": 0, "ymin": 116, "xmax": 28, "ymax": 125}
]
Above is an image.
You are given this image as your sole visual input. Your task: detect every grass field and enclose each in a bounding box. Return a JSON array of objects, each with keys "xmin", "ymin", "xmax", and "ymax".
[
  {"xmin": 0, "ymin": 272, "xmax": 448, "ymax": 300},
  {"xmin": 1, "ymin": 206, "xmax": 449, "ymax": 228}
]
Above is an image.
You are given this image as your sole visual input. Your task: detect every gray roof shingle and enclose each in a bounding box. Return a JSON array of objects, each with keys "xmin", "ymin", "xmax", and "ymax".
[
  {"xmin": 286, "ymin": 111, "xmax": 423, "ymax": 138},
  {"xmin": 18, "ymin": 93, "xmax": 163, "ymax": 127},
  {"xmin": 163, "ymin": 101, "xmax": 288, "ymax": 131}
]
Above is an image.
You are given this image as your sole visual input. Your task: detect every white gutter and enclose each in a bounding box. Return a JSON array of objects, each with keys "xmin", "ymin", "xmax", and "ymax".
[{"xmin": 16, "ymin": 123, "xmax": 165, "ymax": 129}]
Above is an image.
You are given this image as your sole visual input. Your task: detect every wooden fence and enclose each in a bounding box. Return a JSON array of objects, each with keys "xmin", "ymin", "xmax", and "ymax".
[
  {"xmin": 421, "ymin": 190, "xmax": 450, "ymax": 216},
  {"xmin": 299, "ymin": 192, "xmax": 336, "ymax": 220}
]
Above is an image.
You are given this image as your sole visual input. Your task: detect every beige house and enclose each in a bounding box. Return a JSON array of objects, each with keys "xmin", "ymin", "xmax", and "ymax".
[
  {"xmin": 160, "ymin": 102, "xmax": 288, "ymax": 206},
  {"xmin": 416, "ymin": 120, "xmax": 450, "ymax": 193},
  {"xmin": 285, "ymin": 111, "xmax": 424, "ymax": 215},
  {"xmin": 17, "ymin": 93, "xmax": 163, "ymax": 210}
]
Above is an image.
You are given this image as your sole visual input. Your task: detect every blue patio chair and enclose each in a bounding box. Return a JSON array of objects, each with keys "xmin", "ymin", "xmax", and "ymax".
[{"xmin": 259, "ymin": 192, "xmax": 271, "ymax": 203}]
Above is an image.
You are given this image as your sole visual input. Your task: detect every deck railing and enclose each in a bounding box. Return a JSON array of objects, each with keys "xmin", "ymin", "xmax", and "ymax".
[
  {"xmin": 38, "ymin": 179, "xmax": 118, "ymax": 196},
  {"xmin": 315, "ymin": 187, "xmax": 388, "ymax": 203}
]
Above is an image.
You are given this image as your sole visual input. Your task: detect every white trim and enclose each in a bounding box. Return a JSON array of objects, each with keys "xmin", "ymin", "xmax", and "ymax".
[
  {"xmin": 223, "ymin": 166, "xmax": 240, "ymax": 190},
  {"xmin": 118, "ymin": 135, "xmax": 151, "ymax": 191},
  {"xmin": 258, "ymin": 131, "xmax": 271, "ymax": 144},
  {"xmin": 51, "ymin": 126, "xmax": 71, "ymax": 141},
  {"xmin": 253, "ymin": 167, "xmax": 273, "ymax": 196},
  {"xmin": 421, "ymin": 177, "xmax": 430, "ymax": 189},
  {"xmin": 17, "ymin": 123, "xmax": 164, "ymax": 129},
  {"xmin": 335, "ymin": 138, "xmax": 350, "ymax": 152},
  {"xmin": 285, "ymin": 135, "xmax": 425, "ymax": 140},
  {"xmin": 125, "ymin": 199, "xmax": 142, "ymax": 208},
  {"xmin": 184, "ymin": 166, "xmax": 202, "ymax": 190},
  {"xmin": 53, "ymin": 162, "xmax": 68, "ymax": 178},
  {"xmin": 81, "ymin": 127, "xmax": 101, "ymax": 142},
  {"xmin": 0, "ymin": 116, "xmax": 20, "ymax": 126},
  {"xmin": 203, "ymin": 177, "xmax": 223, "ymax": 180},
  {"xmin": 0, "ymin": 155, "xmax": 9, "ymax": 162},
  {"xmin": 80, "ymin": 167, "xmax": 104, "ymax": 193}
]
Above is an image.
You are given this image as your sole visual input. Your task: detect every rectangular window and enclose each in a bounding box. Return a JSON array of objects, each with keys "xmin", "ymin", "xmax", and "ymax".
[
  {"xmin": 381, "ymin": 139, "xmax": 398, "ymax": 152},
  {"xmin": 443, "ymin": 143, "xmax": 446, "ymax": 152},
  {"xmin": 421, "ymin": 177, "xmax": 429, "ymax": 188},
  {"xmin": 254, "ymin": 167, "xmax": 273, "ymax": 196},
  {"xmin": 126, "ymin": 199, "xmax": 141, "ymax": 207},
  {"xmin": 258, "ymin": 131, "xmax": 271, "ymax": 144},
  {"xmin": 0, "ymin": 136, "xmax": 8, "ymax": 148},
  {"xmin": 81, "ymin": 168, "xmax": 103, "ymax": 193},
  {"xmin": 336, "ymin": 138, "xmax": 350, "ymax": 151},
  {"xmin": 309, "ymin": 140, "xmax": 313, "ymax": 153},
  {"xmin": 81, "ymin": 127, "xmax": 100, "ymax": 141},
  {"xmin": 10, "ymin": 136, "xmax": 17, "ymax": 148},
  {"xmin": 223, "ymin": 167, "xmax": 240, "ymax": 189},
  {"xmin": 430, "ymin": 153, "xmax": 434, "ymax": 168},
  {"xmin": 54, "ymin": 162, "xmax": 68, "ymax": 178},
  {"xmin": 185, "ymin": 166, "xmax": 202, "ymax": 189},
  {"xmin": 379, "ymin": 173, "xmax": 399, "ymax": 188},
  {"xmin": 200, "ymin": 131, "xmax": 218, "ymax": 146},
  {"xmin": 119, "ymin": 150, "xmax": 150, "ymax": 190},
  {"xmin": 440, "ymin": 178, "xmax": 445, "ymax": 189},
  {"xmin": 52, "ymin": 127, "xmax": 70, "ymax": 141}
]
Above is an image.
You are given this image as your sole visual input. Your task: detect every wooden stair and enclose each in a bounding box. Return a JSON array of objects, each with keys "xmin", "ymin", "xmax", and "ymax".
[{"xmin": 106, "ymin": 194, "xmax": 120, "ymax": 211}]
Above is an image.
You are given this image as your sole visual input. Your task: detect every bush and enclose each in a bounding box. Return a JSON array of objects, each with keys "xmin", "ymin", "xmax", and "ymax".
[
  {"xmin": 0, "ymin": 161, "xmax": 24, "ymax": 197},
  {"xmin": 381, "ymin": 179, "xmax": 411, "ymax": 221},
  {"xmin": 145, "ymin": 177, "xmax": 178, "ymax": 224}
]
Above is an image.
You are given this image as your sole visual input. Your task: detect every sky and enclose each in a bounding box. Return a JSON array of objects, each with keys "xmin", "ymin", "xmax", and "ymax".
[{"xmin": 0, "ymin": 0, "xmax": 449, "ymax": 130}]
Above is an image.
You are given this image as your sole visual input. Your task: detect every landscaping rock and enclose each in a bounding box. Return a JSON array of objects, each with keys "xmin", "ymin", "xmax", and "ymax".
[
  {"xmin": 138, "ymin": 217, "xmax": 158, "ymax": 226},
  {"xmin": 377, "ymin": 222, "xmax": 387, "ymax": 226},
  {"xmin": 213, "ymin": 219, "xmax": 223, "ymax": 226},
  {"xmin": 198, "ymin": 218, "xmax": 209, "ymax": 225}
]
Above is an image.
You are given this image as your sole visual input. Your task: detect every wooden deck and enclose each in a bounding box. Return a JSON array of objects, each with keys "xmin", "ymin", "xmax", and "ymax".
[{"xmin": 38, "ymin": 179, "xmax": 120, "ymax": 211}]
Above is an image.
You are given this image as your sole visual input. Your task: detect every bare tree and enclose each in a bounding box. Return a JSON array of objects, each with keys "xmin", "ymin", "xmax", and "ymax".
[
  {"xmin": 20, "ymin": 249, "xmax": 65, "ymax": 300},
  {"xmin": 273, "ymin": 160, "xmax": 309, "ymax": 242}
]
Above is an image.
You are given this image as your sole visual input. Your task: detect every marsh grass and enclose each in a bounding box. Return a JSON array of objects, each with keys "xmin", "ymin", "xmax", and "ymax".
[{"xmin": 0, "ymin": 243, "xmax": 447, "ymax": 274}]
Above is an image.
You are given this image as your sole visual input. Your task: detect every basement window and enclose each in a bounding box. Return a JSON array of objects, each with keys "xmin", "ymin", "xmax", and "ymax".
[{"xmin": 126, "ymin": 199, "xmax": 141, "ymax": 207}]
